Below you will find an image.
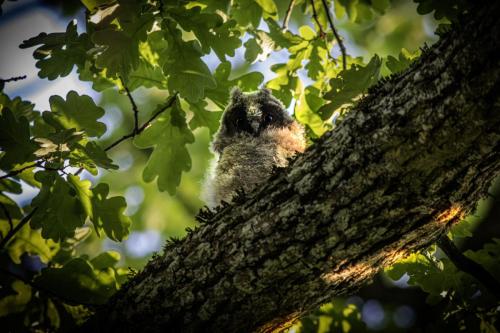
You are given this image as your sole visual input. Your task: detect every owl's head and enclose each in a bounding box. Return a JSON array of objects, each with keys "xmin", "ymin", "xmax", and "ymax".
[{"xmin": 212, "ymin": 88, "xmax": 294, "ymax": 153}]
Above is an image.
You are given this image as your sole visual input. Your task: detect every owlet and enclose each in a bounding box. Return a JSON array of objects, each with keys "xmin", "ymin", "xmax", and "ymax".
[{"xmin": 202, "ymin": 88, "xmax": 306, "ymax": 207}]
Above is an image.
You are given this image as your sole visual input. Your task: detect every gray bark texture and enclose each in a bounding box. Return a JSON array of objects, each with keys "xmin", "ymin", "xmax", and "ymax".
[{"xmin": 87, "ymin": 3, "xmax": 500, "ymax": 332}]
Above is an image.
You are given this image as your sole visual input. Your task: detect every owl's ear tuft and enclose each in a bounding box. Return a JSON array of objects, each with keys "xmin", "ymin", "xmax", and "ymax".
[{"xmin": 230, "ymin": 87, "xmax": 244, "ymax": 102}]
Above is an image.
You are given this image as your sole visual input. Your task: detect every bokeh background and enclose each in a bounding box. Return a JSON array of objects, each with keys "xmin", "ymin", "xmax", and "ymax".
[{"xmin": 1, "ymin": 1, "xmax": 498, "ymax": 331}]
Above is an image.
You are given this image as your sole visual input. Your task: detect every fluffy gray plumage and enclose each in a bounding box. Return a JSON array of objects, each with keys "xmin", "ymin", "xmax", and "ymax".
[{"xmin": 202, "ymin": 88, "xmax": 306, "ymax": 207}]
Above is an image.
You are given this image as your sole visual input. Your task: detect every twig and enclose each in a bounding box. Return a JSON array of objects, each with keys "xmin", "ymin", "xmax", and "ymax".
[
  {"xmin": 320, "ymin": 0, "xmax": 347, "ymax": 70},
  {"xmin": 104, "ymin": 92, "xmax": 178, "ymax": 151},
  {"xmin": 0, "ymin": 162, "xmax": 39, "ymax": 180},
  {"xmin": 0, "ymin": 202, "xmax": 13, "ymax": 232},
  {"xmin": 282, "ymin": 0, "xmax": 296, "ymax": 30},
  {"xmin": 0, "ymin": 75, "xmax": 27, "ymax": 83},
  {"xmin": 310, "ymin": 0, "xmax": 326, "ymax": 38},
  {"xmin": 0, "ymin": 265, "xmax": 98, "ymax": 308},
  {"xmin": 74, "ymin": 93, "xmax": 178, "ymax": 176},
  {"xmin": 437, "ymin": 236, "xmax": 500, "ymax": 299},
  {"xmin": 0, "ymin": 161, "xmax": 69, "ymax": 180},
  {"xmin": 0, "ymin": 208, "xmax": 38, "ymax": 248},
  {"xmin": 119, "ymin": 76, "xmax": 140, "ymax": 134}
]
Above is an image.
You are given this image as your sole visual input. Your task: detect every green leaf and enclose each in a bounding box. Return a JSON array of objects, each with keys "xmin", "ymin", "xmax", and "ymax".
[
  {"xmin": 465, "ymin": 239, "xmax": 500, "ymax": 281},
  {"xmin": 266, "ymin": 63, "xmax": 302, "ymax": 107},
  {"xmin": 170, "ymin": 7, "xmax": 241, "ymax": 61},
  {"xmin": 77, "ymin": 61, "xmax": 116, "ymax": 92},
  {"xmin": 231, "ymin": 0, "xmax": 263, "ymax": 28},
  {"xmin": 6, "ymin": 223, "xmax": 59, "ymax": 264},
  {"xmin": 35, "ymin": 257, "xmax": 119, "ymax": 305},
  {"xmin": 90, "ymin": 183, "xmax": 131, "ymax": 241},
  {"xmin": 81, "ymin": 141, "xmax": 118, "ymax": 170},
  {"xmin": 90, "ymin": 250, "xmax": 120, "ymax": 270},
  {"xmin": 46, "ymin": 91, "xmax": 106, "ymax": 138},
  {"xmin": 68, "ymin": 175, "xmax": 130, "ymax": 241},
  {"xmin": 295, "ymin": 86, "xmax": 329, "ymax": 137},
  {"xmin": 244, "ymin": 38, "xmax": 263, "ymax": 63},
  {"xmin": 319, "ymin": 55, "xmax": 382, "ymax": 119},
  {"xmin": 19, "ymin": 21, "xmax": 90, "ymax": 80},
  {"xmin": 186, "ymin": 100, "xmax": 222, "ymax": 136},
  {"xmin": 30, "ymin": 171, "xmax": 85, "ymax": 242},
  {"xmin": 161, "ymin": 21, "xmax": 217, "ymax": 102},
  {"xmin": 205, "ymin": 61, "xmax": 264, "ymax": 108},
  {"xmin": 80, "ymin": 0, "xmax": 115, "ymax": 11},
  {"xmin": 126, "ymin": 59, "xmax": 167, "ymax": 91},
  {"xmin": 385, "ymin": 250, "xmax": 468, "ymax": 304},
  {"xmin": 0, "ymin": 194, "xmax": 22, "ymax": 237},
  {"xmin": 254, "ymin": 0, "xmax": 278, "ymax": 17},
  {"xmin": 413, "ymin": 0, "xmax": 468, "ymax": 21},
  {"xmin": 305, "ymin": 41, "xmax": 326, "ymax": 81},
  {"xmin": 386, "ymin": 48, "xmax": 420, "ymax": 74},
  {"xmin": 68, "ymin": 175, "xmax": 93, "ymax": 218},
  {"xmin": 0, "ymin": 280, "xmax": 31, "ymax": 317},
  {"xmin": 0, "ymin": 108, "xmax": 37, "ymax": 169},
  {"xmin": 134, "ymin": 98, "xmax": 195, "ymax": 194},
  {"xmin": 92, "ymin": 28, "xmax": 140, "ymax": 78},
  {"xmin": 0, "ymin": 92, "xmax": 36, "ymax": 121},
  {"xmin": 0, "ymin": 179, "xmax": 22, "ymax": 194}
]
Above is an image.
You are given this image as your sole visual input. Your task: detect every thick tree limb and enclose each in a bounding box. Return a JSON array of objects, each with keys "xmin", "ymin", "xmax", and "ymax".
[{"xmin": 87, "ymin": 3, "xmax": 500, "ymax": 333}]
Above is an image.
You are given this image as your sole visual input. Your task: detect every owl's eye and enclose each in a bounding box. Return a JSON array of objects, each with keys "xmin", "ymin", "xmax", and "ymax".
[
  {"xmin": 235, "ymin": 118, "xmax": 244, "ymax": 129},
  {"xmin": 264, "ymin": 114, "xmax": 273, "ymax": 123}
]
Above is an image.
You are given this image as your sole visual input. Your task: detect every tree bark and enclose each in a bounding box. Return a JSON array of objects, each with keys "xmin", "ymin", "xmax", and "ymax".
[{"xmin": 87, "ymin": 3, "xmax": 500, "ymax": 332}]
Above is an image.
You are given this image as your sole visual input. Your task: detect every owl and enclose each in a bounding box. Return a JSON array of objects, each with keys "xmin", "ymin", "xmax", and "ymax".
[{"xmin": 202, "ymin": 88, "xmax": 306, "ymax": 208}]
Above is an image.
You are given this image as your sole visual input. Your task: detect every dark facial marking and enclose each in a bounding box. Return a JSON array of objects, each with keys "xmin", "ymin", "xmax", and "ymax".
[{"xmin": 223, "ymin": 104, "xmax": 254, "ymax": 136}]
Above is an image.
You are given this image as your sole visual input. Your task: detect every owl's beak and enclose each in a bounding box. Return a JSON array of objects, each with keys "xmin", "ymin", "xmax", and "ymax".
[{"xmin": 249, "ymin": 118, "xmax": 260, "ymax": 133}]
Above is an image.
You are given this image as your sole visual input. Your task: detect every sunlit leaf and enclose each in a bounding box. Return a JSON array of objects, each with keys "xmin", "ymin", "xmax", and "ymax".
[
  {"xmin": 46, "ymin": 91, "xmax": 106, "ymax": 138},
  {"xmin": 386, "ymin": 48, "xmax": 421, "ymax": 74},
  {"xmin": 319, "ymin": 55, "xmax": 382, "ymax": 119},
  {"xmin": 161, "ymin": 21, "xmax": 216, "ymax": 102},
  {"xmin": 134, "ymin": 98, "xmax": 195, "ymax": 194},
  {"xmin": 30, "ymin": 171, "xmax": 85, "ymax": 242},
  {"xmin": 19, "ymin": 21, "xmax": 90, "ymax": 80}
]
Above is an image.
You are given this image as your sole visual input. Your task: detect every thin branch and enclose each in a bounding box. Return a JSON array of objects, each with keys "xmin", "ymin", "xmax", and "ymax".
[
  {"xmin": 104, "ymin": 92, "xmax": 178, "ymax": 151},
  {"xmin": 0, "ymin": 162, "xmax": 39, "ymax": 180},
  {"xmin": 320, "ymin": 0, "xmax": 347, "ymax": 70},
  {"xmin": 0, "ymin": 265, "xmax": 98, "ymax": 308},
  {"xmin": 0, "ymin": 202, "xmax": 13, "ymax": 234},
  {"xmin": 310, "ymin": 0, "xmax": 326, "ymax": 38},
  {"xmin": 74, "ymin": 93, "xmax": 178, "ymax": 176},
  {"xmin": 282, "ymin": 0, "xmax": 296, "ymax": 30},
  {"xmin": 0, "ymin": 75, "xmax": 27, "ymax": 83},
  {"xmin": 119, "ymin": 76, "xmax": 140, "ymax": 134},
  {"xmin": 0, "ymin": 208, "xmax": 38, "ymax": 249},
  {"xmin": 437, "ymin": 236, "xmax": 500, "ymax": 299}
]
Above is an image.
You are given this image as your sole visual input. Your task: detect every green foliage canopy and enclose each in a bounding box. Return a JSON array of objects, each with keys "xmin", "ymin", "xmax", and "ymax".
[{"xmin": 1, "ymin": 0, "xmax": 497, "ymax": 332}]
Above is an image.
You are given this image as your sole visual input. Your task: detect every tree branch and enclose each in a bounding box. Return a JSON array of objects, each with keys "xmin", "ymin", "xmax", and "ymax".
[
  {"xmin": 0, "ymin": 162, "xmax": 39, "ymax": 180},
  {"xmin": 0, "ymin": 208, "xmax": 38, "ymax": 249},
  {"xmin": 85, "ymin": 3, "xmax": 500, "ymax": 332},
  {"xmin": 73, "ymin": 92, "xmax": 178, "ymax": 176},
  {"xmin": 437, "ymin": 236, "xmax": 500, "ymax": 299},
  {"xmin": 119, "ymin": 76, "xmax": 140, "ymax": 134},
  {"xmin": 282, "ymin": 0, "xmax": 296, "ymax": 30},
  {"xmin": 104, "ymin": 92, "xmax": 178, "ymax": 151},
  {"xmin": 0, "ymin": 75, "xmax": 27, "ymax": 83},
  {"xmin": 310, "ymin": 0, "xmax": 326, "ymax": 38},
  {"xmin": 320, "ymin": 0, "xmax": 347, "ymax": 70}
]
